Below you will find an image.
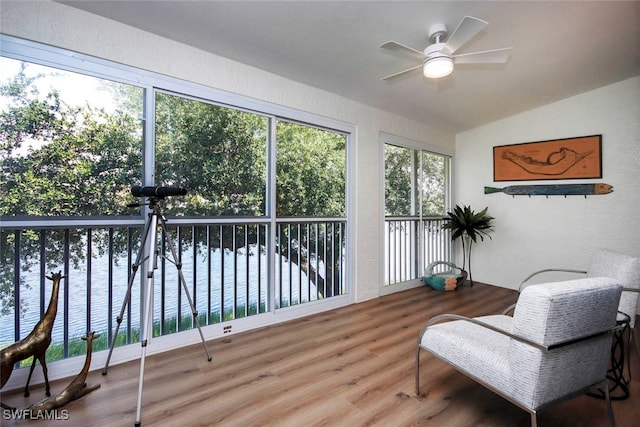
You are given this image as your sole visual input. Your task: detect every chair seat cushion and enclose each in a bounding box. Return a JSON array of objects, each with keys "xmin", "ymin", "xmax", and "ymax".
[{"xmin": 420, "ymin": 314, "xmax": 513, "ymax": 393}]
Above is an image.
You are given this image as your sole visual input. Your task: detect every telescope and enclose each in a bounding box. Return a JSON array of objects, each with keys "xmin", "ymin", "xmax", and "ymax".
[
  {"xmin": 107, "ymin": 183, "xmax": 210, "ymax": 427},
  {"xmin": 130, "ymin": 186, "xmax": 187, "ymax": 198}
]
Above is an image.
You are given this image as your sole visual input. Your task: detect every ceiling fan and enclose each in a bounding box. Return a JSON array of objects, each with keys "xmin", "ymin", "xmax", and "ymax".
[{"xmin": 380, "ymin": 16, "xmax": 512, "ymax": 80}]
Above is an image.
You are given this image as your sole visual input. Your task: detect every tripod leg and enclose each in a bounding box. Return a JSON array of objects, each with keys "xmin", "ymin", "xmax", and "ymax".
[
  {"xmin": 159, "ymin": 218, "xmax": 213, "ymax": 362},
  {"xmin": 102, "ymin": 218, "xmax": 152, "ymax": 375},
  {"xmin": 135, "ymin": 213, "xmax": 159, "ymax": 427}
]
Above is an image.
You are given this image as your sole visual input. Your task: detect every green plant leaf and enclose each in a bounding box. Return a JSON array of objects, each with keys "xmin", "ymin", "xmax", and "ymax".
[{"xmin": 442, "ymin": 204, "xmax": 494, "ymax": 243}]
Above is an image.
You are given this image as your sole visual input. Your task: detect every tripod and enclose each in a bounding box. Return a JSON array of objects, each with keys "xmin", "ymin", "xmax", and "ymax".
[{"xmin": 102, "ymin": 193, "xmax": 212, "ymax": 426}]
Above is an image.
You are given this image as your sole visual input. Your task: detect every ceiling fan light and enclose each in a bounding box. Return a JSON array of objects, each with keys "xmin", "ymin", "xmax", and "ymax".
[{"xmin": 423, "ymin": 56, "xmax": 453, "ymax": 78}]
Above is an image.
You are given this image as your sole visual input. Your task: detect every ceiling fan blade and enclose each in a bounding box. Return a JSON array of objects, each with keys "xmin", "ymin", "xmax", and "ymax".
[
  {"xmin": 453, "ymin": 47, "xmax": 512, "ymax": 64},
  {"xmin": 379, "ymin": 41, "xmax": 426, "ymax": 60},
  {"xmin": 381, "ymin": 64, "xmax": 423, "ymax": 81},
  {"xmin": 444, "ymin": 16, "xmax": 487, "ymax": 54}
]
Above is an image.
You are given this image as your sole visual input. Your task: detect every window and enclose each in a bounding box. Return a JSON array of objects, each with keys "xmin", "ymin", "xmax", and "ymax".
[
  {"xmin": 154, "ymin": 91, "xmax": 268, "ymax": 216},
  {"xmin": 0, "ymin": 35, "xmax": 351, "ymax": 362},
  {"xmin": 275, "ymin": 121, "xmax": 347, "ymax": 306},
  {"xmin": 383, "ymin": 136, "xmax": 451, "ymax": 286}
]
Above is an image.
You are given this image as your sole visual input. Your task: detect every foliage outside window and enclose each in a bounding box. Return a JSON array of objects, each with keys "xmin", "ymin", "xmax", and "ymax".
[
  {"xmin": 385, "ymin": 144, "xmax": 448, "ymax": 217},
  {"xmin": 276, "ymin": 121, "xmax": 346, "ymax": 217},
  {"xmin": 155, "ymin": 92, "xmax": 268, "ymax": 217},
  {"xmin": 0, "ymin": 60, "xmax": 144, "ymax": 218}
]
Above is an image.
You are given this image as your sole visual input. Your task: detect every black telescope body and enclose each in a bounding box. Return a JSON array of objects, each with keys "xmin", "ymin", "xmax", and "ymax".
[{"xmin": 131, "ymin": 186, "xmax": 187, "ymax": 198}]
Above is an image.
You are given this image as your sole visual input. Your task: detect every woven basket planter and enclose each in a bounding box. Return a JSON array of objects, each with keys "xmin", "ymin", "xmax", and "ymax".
[{"xmin": 423, "ymin": 261, "xmax": 467, "ymax": 291}]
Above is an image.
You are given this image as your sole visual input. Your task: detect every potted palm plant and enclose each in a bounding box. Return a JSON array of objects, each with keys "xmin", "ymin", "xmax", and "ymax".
[{"xmin": 442, "ymin": 205, "xmax": 494, "ymax": 286}]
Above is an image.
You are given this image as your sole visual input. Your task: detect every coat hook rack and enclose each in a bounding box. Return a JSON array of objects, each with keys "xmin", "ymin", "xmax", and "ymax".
[{"xmin": 485, "ymin": 183, "xmax": 613, "ymax": 197}]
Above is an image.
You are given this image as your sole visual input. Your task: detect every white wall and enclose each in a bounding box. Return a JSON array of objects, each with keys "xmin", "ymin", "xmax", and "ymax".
[
  {"xmin": 0, "ymin": 0, "xmax": 455, "ymax": 306},
  {"xmin": 456, "ymin": 76, "xmax": 640, "ymax": 289}
]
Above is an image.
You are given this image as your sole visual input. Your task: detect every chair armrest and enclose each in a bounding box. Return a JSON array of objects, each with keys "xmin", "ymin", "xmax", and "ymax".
[
  {"xmin": 502, "ymin": 303, "xmax": 516, "ymax": 316},
  {"xmin": 519, "ymin": 268, "xmax": 587, "ymax": 292},
  {"xmin": 419, "ymin": 313, "xmax": 550, "ymax": 352},
  {"xmin": 419, "ymin": 313, "xmax": 619, "ymax": 352}
]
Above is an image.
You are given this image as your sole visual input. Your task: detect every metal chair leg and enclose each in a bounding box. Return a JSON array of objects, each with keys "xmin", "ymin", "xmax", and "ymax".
[
  {"xmin": 626, "ymin": 329, "xmax": 633, "ymax": 385},
  {"xmin": 415, "ymin": 345, "xmax": 421, "ymax": 396},
  {"xmin": 529, "ymin": 411, "xmax": 537, "ymax": 427},
  {"xmin": 604, "ymin": 381, "xmax": 617, "ymax": 427}
]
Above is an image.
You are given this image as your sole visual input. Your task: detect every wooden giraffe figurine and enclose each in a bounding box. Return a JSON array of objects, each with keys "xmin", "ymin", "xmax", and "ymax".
[
  {"xmin": 1, "ymin": 272, "xmax": 63, "ymax": 406},
  {"xmin": 27, "ymin": 332, "xmax": 101, "ymax": 415}
]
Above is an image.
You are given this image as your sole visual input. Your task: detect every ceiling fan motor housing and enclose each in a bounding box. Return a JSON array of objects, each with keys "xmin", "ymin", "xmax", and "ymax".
[
  {"xmin": 428, "ymin": 22, "xmax": 448, "ymax": 43},
  {"xmin": 423, "ymin": 42, "xmax": 450, "ymax": 60}
]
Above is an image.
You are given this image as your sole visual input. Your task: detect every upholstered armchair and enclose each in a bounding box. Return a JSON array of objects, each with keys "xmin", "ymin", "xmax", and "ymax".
[
  {"xmin": 416, "ymin": 278, "xmax": 623, "ymax": 427},
  {"xmin": 517, "ymin": 249, "xmax": 640, "ymax": 350}
]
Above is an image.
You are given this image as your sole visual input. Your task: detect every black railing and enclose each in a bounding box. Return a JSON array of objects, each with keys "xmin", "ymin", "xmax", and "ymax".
[{"xmin": 0, "ymin": 217, "xmax": 346, "ymax": 363}]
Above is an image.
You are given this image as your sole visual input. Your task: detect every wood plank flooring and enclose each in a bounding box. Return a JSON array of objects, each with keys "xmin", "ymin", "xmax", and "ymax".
[{"xmin": 2, "ymin": 283, "xmax": 639, "ymax": 426}]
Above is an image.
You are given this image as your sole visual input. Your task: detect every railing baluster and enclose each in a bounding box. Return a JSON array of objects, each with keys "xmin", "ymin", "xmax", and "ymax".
[
  {"xmin": 127, "ymin": 227, "xmax": 133, "ymax": 343},
  {"xmin": 219, "ymin": 224, "xmax": 225, "ymax": 321},
  {"xmin": 107, "ymin": 228, "xmax": 114, "ymax": 347},
  {"xmin": 245, "ymin": 224, "xmax": 249, "ymax": 316},
  {"xmin": 308, "ymin": 224, "xmax": 313, "ymax": 300},
  {"xmin": 63, "ymin": 229, "xmax": 70, "ymax": 358},
  {"xmin": 39, "ymin": 231, "xmax": 45, "ymax": 317},
  {"xmin": 207, "ymin": 226, "xmax": 212, "ymax": 324},
  {"xmin": 257, "ymin": 224, "xmax": 262, "ymax": 313},
  {"xmin": 13, "ymin": 230, "xmax": 21, "ymax": 342},
  {"xmin": 287, "ymin": 223, "xmax": 292, "ymax": 305},
  {"xmin": 192, "ymin": 225, "xmax": 198, "ymax": 325},
  {"xmin": 314, "ymin": 222, "xmax": 319, "ymax": 299},
  {"xmin": 233, "ymin": 224, "xmax": 238, "ymax": 318},
  {"xmin": 86, "ymin": 228, "xmax": 92, "ymax": 336},
  {"xmin": 159, "ymin": 227, "xmax": 166, "ymax": 335}
]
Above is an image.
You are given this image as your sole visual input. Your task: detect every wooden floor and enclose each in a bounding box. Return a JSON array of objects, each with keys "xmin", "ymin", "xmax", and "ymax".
[{"xmin": 2, "ymin": 283, "xmax": 639, "ymax": 426}]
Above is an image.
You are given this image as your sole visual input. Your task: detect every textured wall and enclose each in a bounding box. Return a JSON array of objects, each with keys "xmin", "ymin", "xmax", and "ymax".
[{"xmin": 456, "ymin": 77, "xmax": 640, "ymax": 290}]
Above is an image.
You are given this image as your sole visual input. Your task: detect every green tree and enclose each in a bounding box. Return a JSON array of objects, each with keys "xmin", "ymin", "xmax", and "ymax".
[
  {"xmin": 276, "ymin": 121, "xmax": 345, "ymax": 217},
  {"xmin": 0, "ymin": 65, "xmax": 143, "ymax": 315},
  {"xmin": 385, "ymin": 144, "xmax": 414, "ymax": 216},
  {"xmin": 421, "ymin": 151, "xmax": 447, "ymax": 216},
  {"xmin": 385, "ymin": 144, "xmax": 448, "ymax": 217},
  {"xmin": 154, "ymin": 92, "xmax": 267, "ymax": 216}
]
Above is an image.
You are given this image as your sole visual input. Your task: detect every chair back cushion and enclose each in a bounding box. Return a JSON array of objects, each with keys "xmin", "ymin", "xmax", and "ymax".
[
  {"xmin": 509, "ymin": 277, "xmax": 622, "ymax": 409},
  {"xmin": 587, "ymin": 248, "xmax": 640, "ymax": 327}
]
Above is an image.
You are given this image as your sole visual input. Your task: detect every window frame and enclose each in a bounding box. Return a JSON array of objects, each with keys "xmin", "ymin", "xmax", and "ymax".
[{"xmin": 380, "ymin": 132, "xmax": 454, "ymax": 293}]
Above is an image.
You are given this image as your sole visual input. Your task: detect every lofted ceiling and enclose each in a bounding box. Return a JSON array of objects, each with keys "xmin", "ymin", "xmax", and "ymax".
[{"xmin": 58, "ymin": 1, "xmax": 640, "ymax": 134}]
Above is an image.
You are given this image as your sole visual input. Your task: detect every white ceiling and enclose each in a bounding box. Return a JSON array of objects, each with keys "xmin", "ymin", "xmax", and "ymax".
[{"xmin": 59, "ymin": 1, "xmax": 640, "ymax": 134}]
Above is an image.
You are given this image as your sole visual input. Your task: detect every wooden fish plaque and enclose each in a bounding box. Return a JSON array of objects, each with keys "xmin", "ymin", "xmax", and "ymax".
[{"xmin": 485, "ymin": 183, "xmax": 613, "ymax": 197}]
